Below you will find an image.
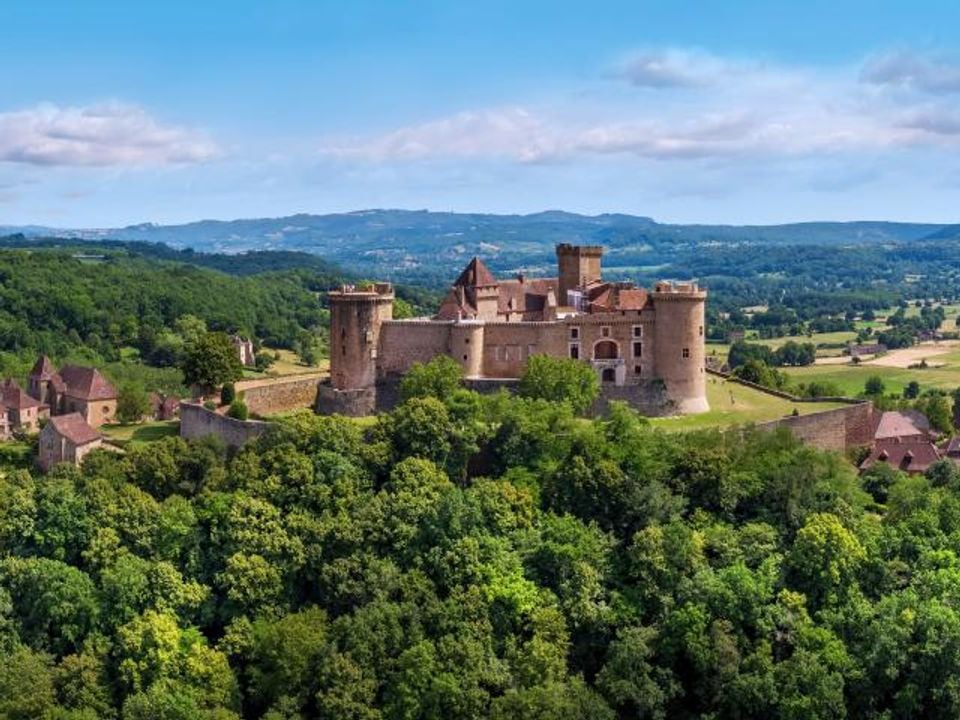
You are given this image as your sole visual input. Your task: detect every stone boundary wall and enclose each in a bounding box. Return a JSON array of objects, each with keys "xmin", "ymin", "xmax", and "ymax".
[
  {"xmin": 706, "ymin": 368, "xmax": 860, "ymax": 405},
  {"xmin": 180, "ymin": 402, "xmax": 273, "ymax": 448},
  {"xmin": 593, "ymin": 381, "xmax": 675, "ymax": 417},
  {"xmin": 235, "ymin": 375, "xmax": 322, "ymax": 416},
  {"xmin": 756, "ymin": 402, "xmax": 876, "ymax": 452}
]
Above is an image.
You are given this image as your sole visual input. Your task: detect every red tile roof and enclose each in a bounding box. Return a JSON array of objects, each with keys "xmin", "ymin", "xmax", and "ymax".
[
  {"xmin": 56, "ymin": 365, "xmax": 117, "ymax": 401},
  {"xmin": 1, "ymin": 380, "xmax": 40, "ymax": 410},
  {"xmin": 453, "ymin": 257, "xmax": 498, "ymax": 288},
  {"xmin": 860, "ymin": 439, "xmax": 942, "ymax": 474},
  {"xmin": 47, "ymin": 412, "xmax": 101, "ymax": 446},
  {"xmin": 29, "ymin": 354, "xmax": 56, "ymax": 380},
  {"xmin": 874, "ymin": 410, "xmax": 931, "ymax": 441}
]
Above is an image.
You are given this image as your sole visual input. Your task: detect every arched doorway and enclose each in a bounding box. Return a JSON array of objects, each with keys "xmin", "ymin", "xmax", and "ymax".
[
  {"xmin": 601, "ymin": 367, "xmax": 616, "ymax": 383},
  {"xmin": 594, "ymin": 340, "xmax": 619, "ymax": 359}
]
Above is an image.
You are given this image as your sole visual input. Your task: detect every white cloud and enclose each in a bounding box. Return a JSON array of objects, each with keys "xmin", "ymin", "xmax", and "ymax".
[
  {"xmin": 320, "ymin": 47, "xmax": 960, "ymax": 166},
  {"xmin": 897, "ymin": 106, "xmax": 960, "ymax": 135},
  {"xmin": 322, "ymin": 108, "xmax": 554, "ymax": 163},
  {"xmin": 617, "ymin": 49, "xmax": 733, "ymax": 88},
  {"xmin": 861, "ymin": 50, "xmax": 960, "ymax": 94},
  {"xmin": 0, "ymin": 103, "xmax": 219, "ymax": 166}
]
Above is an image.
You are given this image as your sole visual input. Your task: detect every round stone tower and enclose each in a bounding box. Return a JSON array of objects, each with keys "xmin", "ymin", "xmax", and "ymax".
[
  {"xmin": 329, "ymin": 283, "xmax": 394, "ymax": 391},
  {"xmin": 651, "ymin": 281, "xmax": 709, "ymax": 414},
  {"xmin": 449, "ymin": 320, "xmax": 485, "ymax": 378}
]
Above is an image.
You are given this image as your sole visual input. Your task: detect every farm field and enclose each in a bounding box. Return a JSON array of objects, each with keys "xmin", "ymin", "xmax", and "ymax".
[
  {"xmin": 648, "ymin": 376, "xmax": 849, "ymax": 431},
  {"xmin": 785, "ymin": 344, "xmax": 960, "ymax": 396}
]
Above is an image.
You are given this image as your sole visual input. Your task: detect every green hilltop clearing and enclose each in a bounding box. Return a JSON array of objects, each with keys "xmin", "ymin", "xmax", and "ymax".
[{"xmin": 649, "ymin": 375, "xmax": 849, "ymax": 431}]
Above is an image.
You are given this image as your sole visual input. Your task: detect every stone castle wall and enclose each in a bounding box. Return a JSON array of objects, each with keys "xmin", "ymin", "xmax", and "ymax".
[
  {"xmin": 757, "ymin": 402, "xmax": 875, "ymax": 452},
  {"xmin": 237, "ymin": 376, "xmax": 320, "ymax": 416},
  {"xmin": 180, "ymin": 402, "xmax": 272, "ymax": 448},
  {"xmin": 377, "ymin": 321, "xmax": 452, "ymax": 376}
]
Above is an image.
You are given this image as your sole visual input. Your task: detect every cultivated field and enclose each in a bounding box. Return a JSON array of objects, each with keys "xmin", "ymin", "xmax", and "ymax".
[{"xmin": 785, "ymin": 343, "xmax": 960, "ymax": 396}]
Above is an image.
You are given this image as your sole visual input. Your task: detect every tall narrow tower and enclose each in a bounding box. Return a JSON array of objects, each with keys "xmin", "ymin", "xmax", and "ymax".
[
  {"xmin": 556, "ymin": 244, "xmax": 603, "ymax": 306},
  {"xmin": 651, "ymin": 281, "xmax": 709, "ymax": 414},
  {"xmin": 325, "ymin": 283, "xmax": 394, "ymax": 414}
]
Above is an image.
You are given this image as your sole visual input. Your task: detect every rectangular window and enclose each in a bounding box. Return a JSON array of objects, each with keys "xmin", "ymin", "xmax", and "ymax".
[
  {"xmin": 634, "ymin": 364, "xmax": 642, "ymax": 375},
  {"xmin": 601, "ymin": 326, "xmax": 610, "ymax": 338},
  {"xmin": 698, "ymin": 325, "xmax": 704, "ymax": 336},
  {"xmin": 633, "ymin": 325, "xmax": 643, "ymax": 338},
  {"xmin": 570, "ymin": 327, "xmax": 579, "ymax": 339},
  {"xmin": 633, "ymin": 342, "xmax": 642, "ymax": 357},
  {"xmin": 569, "ymin": 343, "xmax": 580, "ymax": 360},
  {"xmin": 682, "ymin": 348, "xmax": 690, "ymax": 359}
]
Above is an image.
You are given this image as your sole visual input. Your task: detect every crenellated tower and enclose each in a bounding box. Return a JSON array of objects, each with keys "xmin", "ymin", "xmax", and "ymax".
[
  {"xmin": 651, "ymin": 281, "xmax": 709, "ymax": 414},
  {"xmin": 328, "ymin": 283, "xmax": 394, "ymax": 392},
  {"xmin": 556, "ymin": 244, "xmax": 603, "ymax": 307}
]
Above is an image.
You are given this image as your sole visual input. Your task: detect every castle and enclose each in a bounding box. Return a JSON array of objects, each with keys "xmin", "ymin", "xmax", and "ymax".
[{"xmin": 318, "ymin": 244, "xmax": 708, "ymax": 416}]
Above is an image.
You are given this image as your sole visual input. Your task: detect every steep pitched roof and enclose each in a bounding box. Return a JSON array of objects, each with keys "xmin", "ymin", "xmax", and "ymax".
[
  {"xmin": 29, "ymin": 354, "xmax": 56, "ymax": 380},
  {"xmin": 47, "ymin": 412, "xmax": 101, "ymax": 446},
  {"xmin": 1, "ymin": 379, "xmax": 40, "ymax": 410},
  {"xmin": 874, "ymin": 410, "xmax": 931, "ymax": 441},
  {"xmin": 57, "ymin": 365, "xmax": 117, "ymax": 401},
  {"xmin": 860, "ymin": 438, "xmax": 942, "ymax": 474},
  {"xmin": 453, "ymin": 257, "xmax": 498, "ymax": 288}
]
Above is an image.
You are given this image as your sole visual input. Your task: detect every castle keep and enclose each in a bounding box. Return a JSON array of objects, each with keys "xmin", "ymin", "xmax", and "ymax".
[{"xmin": 318, "ymin": 244, "xmax": 708, "ymax": 416}]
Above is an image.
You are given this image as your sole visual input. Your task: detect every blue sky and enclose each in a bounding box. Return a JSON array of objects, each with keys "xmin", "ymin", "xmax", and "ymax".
[{"xmin": 2, "ymin": 0, "xmax": 960, "ymax": 226}]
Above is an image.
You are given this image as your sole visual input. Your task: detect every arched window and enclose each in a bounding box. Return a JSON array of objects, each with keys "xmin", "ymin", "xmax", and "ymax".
[{"xmin": 593, "ymin": 340, "xmax": 619, "ymax": 360}]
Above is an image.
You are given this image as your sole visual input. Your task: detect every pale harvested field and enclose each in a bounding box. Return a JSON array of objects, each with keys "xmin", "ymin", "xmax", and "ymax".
[{"xmin": 867, "ymin": 341, "xmax": 959, "ymax": 368}]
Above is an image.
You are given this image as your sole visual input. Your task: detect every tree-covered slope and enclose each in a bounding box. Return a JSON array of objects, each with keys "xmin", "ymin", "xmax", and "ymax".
[{"xmin": 0, "ymin": 386, "xmax": 956, "ymax": 717}]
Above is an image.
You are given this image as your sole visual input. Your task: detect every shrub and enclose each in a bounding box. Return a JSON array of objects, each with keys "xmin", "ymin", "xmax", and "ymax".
[
  {"xmin": 220, "ymin": 382, "xmax": 236, "ymax": 406},
  {"xmin": 227, "ymin": 400, "xmax": 249, "ymax": 421}
]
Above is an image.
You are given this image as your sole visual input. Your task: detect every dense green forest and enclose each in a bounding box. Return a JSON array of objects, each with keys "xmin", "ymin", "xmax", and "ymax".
[
  {"xmin": 3, "ymin": 376, "xmax": 960, "ymax": 718},
  {"xmin": 0, "ymin": 237, "xmax": 440, "ymax": 382}
]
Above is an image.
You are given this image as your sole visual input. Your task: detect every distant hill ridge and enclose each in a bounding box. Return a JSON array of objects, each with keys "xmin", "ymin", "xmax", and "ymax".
[{"xmin": 1, "ymin": 209, "xmax": 954, "ymax": 282}]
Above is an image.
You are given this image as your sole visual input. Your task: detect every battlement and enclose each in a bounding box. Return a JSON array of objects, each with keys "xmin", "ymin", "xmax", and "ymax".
[
  {"xmin": 330, "ymin": 282, "xmax": 394, "ymax": 299},
  {"xmin": 652, "ymin": 280, "xmax": 706, "ymax": 299},
  {"xmin": 556, "ymin": 243, "xmax": 604, "ymax": 257}
]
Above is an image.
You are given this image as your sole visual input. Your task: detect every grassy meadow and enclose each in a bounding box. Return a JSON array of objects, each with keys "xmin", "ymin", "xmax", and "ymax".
[{"xmin": 648, "ymin": 376, "xmax": 849, "ymax": 432}]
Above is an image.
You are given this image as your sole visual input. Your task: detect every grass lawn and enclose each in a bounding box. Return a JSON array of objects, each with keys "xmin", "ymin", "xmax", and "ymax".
[
  {"xmin": 242, "ymin": 348, "xmax": 329, "ymax": 379},
  {"xmin": 784, "ymin": 347, "xmax": 960, "ymax": 396},
  {"xmin": 101, "ymin": 420, "xmax": 180, "ymax": 447},
  {"xmin": 648, "ymin": 377, "xmax": 850, "ymax": 432},
  {"xmin": 751, "ymin": 330, "xmax": 858, "ymax": 350}
]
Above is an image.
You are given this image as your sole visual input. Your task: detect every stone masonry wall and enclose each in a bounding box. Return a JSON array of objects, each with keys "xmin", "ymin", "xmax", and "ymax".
[
  {"xmin": 180, "ymin": 402, "xmax": 272, "ymax": 447},
  {"xmin": 757, "ymin": 402, "xmax": 876, "ymax": 452},
  {"xmin": 236, "ymin": 376, "xmax": 320, "ymax": 416},
  {"xmin": 377, "ymin": 322, "xmax": 452, "ymax": 376}
]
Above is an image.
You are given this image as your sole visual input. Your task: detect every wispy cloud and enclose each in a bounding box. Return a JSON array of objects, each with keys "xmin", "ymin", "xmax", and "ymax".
[
  {"xmin": 322, "ymin": 108, "xmax": 552, "ymax": 162},
  {"xmin": 0, "ymin": 103, "xmax": 219, "ymax": 166},
  {"xmin": 321, "ymin": 47, "xmax": 960, "ymax": 166},
  {"xmin": 617, "ymin": 49, "xmax": 731, "ymax": 88},
  {"xmin": 861, "ymin": 50, "xmax": 960, "ymax": 94},
  {"xmin": 898, "ymin": 106, "xmax": 960, "ymax": 135}
]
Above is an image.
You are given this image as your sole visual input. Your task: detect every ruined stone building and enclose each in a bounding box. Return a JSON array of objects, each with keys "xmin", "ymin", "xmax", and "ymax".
[{"xmin": 319, "ymin": 244, "xmax": 708, "ymax": 416}]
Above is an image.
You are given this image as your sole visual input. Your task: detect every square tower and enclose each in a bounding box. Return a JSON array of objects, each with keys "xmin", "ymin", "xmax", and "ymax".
[{"xmin": 556, "ymin": 244, "xmax": 603, "ymax": 307}]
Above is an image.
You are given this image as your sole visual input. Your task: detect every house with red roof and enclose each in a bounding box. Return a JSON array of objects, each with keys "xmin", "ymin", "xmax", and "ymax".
[
  {"xmin": 38, "ymin": 412, "xmax": 103, "ymax": 471},
  {"xmin": 1, "ymin": 379, "xmax": 43, "ymax": 436},
  {"xmin": 27, "ymin": 356, "xmax": 118, "ymax": 427}
]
